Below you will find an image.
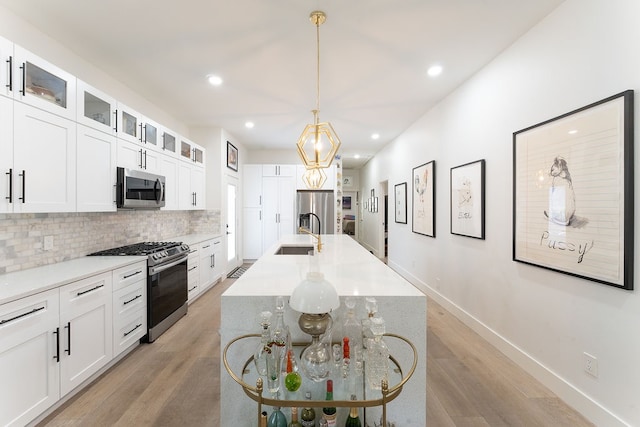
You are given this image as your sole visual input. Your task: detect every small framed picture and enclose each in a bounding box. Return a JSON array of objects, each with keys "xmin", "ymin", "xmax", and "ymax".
[
  {"xmin": 227, "ymin": 141, "xmax": 238, "ymax": 171},
  {"xmin": 450, "ymin": 160, "xmax": 485, "ymax": 239},
  {"xmin": 395, "ymin": 182, "xmax": 407, "ymax": 224}
]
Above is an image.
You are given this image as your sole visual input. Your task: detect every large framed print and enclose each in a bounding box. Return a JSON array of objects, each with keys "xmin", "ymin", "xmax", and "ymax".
[
  {"xmin": 227, "ymin": 141, "xmax": 238, "ymax": 171},
  {"xmin": 451, "ymin": 159, "xmax": 485, "ymax": 239},
  {"xmin": 395, "ymin": 182, "xmax": 407, "ymax": 224},
  {"xmin": 412, "ymin": 161, "xmax": 435, "ymax": 237},
  {"xmin": 513, "ymin": 90, "xmax": 634, "ymax": 290}
]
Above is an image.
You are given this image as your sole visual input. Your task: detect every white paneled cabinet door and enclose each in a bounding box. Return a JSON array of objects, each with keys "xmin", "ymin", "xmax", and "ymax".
[
  {"xmin": 0, "ymin": 36, "xmax": 13, "ymax": 99},
  {"xmin": 277, "ymin": 175, "xmax": 296, "ymax": 236},
  {"xmin": 0, "ymin": 95, "xmax": 12, "ymax": 213},
  {"xmin": 159, "ymin": 153, "xmax": 179, "ymax": 210},
  {"xmin": 199, "ymin": 239, "xmax": 215, "ymax": 289},
  {"xmin": 0, "ymin": 289, "xmax": 60, "ymax": 427},
  {"xmin": 192, "ymin": 166, "xmax": 205, "ymax": 209},
  {"xmin": 262, "ymin": 176, "xmax": 279, "ymax": 251},
  {"xmin": 243, "ymin": 164, "xmax": 262, "ymax": 208},
  {"xmin": 58, "ymin": 272, "xmax": 113, "ymax": 397},
  {"xmin": 178, "ymin": 161, "xmax": 193, "ymax": 210},
  {"xmin": 77, "ymin": 124, "xmax": 116, "ymax": 212},
  {"xmin": 243, "ymin": 207, "xmax": 262, "ymax": 259},
  {"xmin": 13, "ymin": 102, "xmax": 76, "ymax": 213}
]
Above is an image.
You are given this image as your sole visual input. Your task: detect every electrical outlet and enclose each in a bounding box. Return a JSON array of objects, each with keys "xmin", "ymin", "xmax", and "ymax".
[
  {"xmin": 583, "ymin": 352, "xmax": 598, "ymax": 378},
  {"xmin": 44, "ymin": 235, "xmax": 54, "ymax": 251}
]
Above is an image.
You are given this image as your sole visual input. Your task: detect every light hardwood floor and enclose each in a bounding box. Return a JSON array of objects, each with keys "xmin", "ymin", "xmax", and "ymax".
[{"xmin": 39, "ymin": 275, "xmax": 594, "ymax": 426}]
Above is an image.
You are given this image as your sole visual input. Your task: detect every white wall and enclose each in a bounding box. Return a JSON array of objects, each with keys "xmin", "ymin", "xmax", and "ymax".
[{"xmin": 361, "ymin": 1, "xmax": 640, "ymax": 426}]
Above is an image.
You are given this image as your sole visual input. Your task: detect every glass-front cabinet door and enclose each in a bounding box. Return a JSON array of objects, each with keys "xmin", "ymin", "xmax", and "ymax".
[
  {"xmin": 117, "ymin": 104, "xmax": 140, "ymax": 144},
  {"xmin": 13, "ymin": 45, "xmax": 76, "ymax": 121},
  {"xmin": 180, "ymin": 137, "xmax": 205, "ymax": 165},
  {"xmin": 142, "ymin": 118, "xmax": 158, "ymax": 147},
  {"xmin": 161, "ymin": 126, "xmax": 178, "ymax": 157},
  {"xmin": 0, "ymin": 36, "xmax": 13, "ymax": 99},
  {"xmin": 77, "ymin": 80, "xmax": 116, "ymax": 135}
]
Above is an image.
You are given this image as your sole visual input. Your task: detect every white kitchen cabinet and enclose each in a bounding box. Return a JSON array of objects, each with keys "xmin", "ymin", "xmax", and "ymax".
[
  {"xmin": 159, "ymin": 125, "xmax": 179, "ymax": 158},
  {"xmin": 262, "ymin": 164, "xmax": 295, "ymax": 177},
  {"xmin": 199, "ymin": 237, "xmax": 222, "ymax": 289},
  {"xmin": 187, "ymin": 247, "xmax": 200, "ymax": 303},
  {"xmin": 243, "ymin": 207, "xmax": 263, "ymax": 259},
  {"xmin": 13, "ymin": 45, "xmax": 76, "ymax": 121},
  {"xmin": 295, "ymin": 164, "xmax": 336, "ymax": 190},
  {"xmin": 158, "ymin": 153, "xmax": 180, "ymax": 210},
  {"xmin": 180, "ymin": 137, "xmax": 205, "ymax": 166},
  {"xmin": 0, "ymin": 36, "xmax": 13, "ymax": 99},
  {"xmin": 262, "ymin": 174, "xmax": 295, "ymax": 251},
  {"xmin": 76, "ymin": 80, "xmax": 116, "ymax": 135},
  {"xmin": 77, "ymin": 124, "xmax": 117, "ymax": 212},
  {"xmin": 111, "ymin": 261, "xmax": 147, "ymax": 355},
  {"xmin": 12, "ymin": 102, "xmax": 76, "ymax": 213},
  {"xmin": 0, "ymin": 95, "xmax": 12, "ymax": 213},
  {"xmin": 0, "ymin": 288, "xmax": 60, "ymax": 427},
  {"xmin": 178, "ymin": 160, "xmax": 205, "ymax": 210},
  {"xmin": 243, "ymin": 164, "xmax": 263, "ymax": 208},
  {"xmin": 117, "ymin": 138, "xmax": 160, "ymax": 173},
  {"xmin": 58, "ymin": 272, "xmax": 113, "ymax": 397}
]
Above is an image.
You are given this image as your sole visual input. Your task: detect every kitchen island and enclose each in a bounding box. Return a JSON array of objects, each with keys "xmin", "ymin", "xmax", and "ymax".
[{"xmin": 220, "ymin": 234, "xmax": 426, "ymax": 426}]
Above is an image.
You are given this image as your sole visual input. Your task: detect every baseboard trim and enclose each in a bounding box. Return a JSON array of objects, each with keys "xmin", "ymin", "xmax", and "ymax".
[{"xmin": 387, "ymin": 259, "xmax": 630, "ymax": 427}]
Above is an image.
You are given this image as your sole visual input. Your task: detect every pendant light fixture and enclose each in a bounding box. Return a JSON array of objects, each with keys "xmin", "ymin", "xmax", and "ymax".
[{"xmin": 296, "ymin": 11, "xmax": 341, "ymax": 189}]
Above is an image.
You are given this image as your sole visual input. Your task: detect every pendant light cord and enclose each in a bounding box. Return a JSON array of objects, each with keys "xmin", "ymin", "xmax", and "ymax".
[{"xmin": 316, "ymin": 19, "xmax": 321, "ymax": 115}]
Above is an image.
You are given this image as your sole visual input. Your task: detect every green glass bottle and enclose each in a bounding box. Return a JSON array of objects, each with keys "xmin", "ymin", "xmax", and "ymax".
[
  {"xmin": 344, "ymin": 395, "xmax": 361, "ymax": 427},
  {"xmin": 300, "ymin": 391, "xmax": 316, "ymax": 427},
  {"xmin": 288, "ymin": 406, "xmax": 303, "ymax": 427},
  {"xmin": 322, "ymin": 379, "xmax": 337, "ymax": 427}
]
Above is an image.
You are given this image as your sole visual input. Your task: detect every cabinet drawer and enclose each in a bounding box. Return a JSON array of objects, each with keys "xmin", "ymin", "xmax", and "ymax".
[
  {"xmin": 112, "ymin": 261, "xmax": 146, "ymax": 291},
  {"xmin": 0, "ymin": 288, "xmax": 59, "ymax": 351},
  {"xmin": 113, "ymin": 310, "xmax": 146, "ymax": 356},
  {"xmin": 113, "ymin": 279, "xmax": 146, "ymax": 319}
]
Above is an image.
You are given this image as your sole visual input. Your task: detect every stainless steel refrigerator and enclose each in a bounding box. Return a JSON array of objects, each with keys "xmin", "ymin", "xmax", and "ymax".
[{"xmin": 296, "ymin": 190, "xmax": 334, "ymax": 234}]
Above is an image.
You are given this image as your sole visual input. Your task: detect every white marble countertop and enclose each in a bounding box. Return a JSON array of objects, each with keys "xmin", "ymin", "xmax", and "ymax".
[
  {"xmin": 0, "ymin": 256, "xmax": 147, "ymax": 305},
  {"xmin": 171, "ymin": 233, "xmax": 221, "ymax": 247},
  {"xmin": 223, "ymin": 234, "xmax": 424, "ymax": 298}
]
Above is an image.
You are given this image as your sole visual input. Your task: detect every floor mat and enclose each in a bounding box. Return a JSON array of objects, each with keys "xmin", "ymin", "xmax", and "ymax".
[{"xmin": 227, "ymin": 266, "xmax": 249, "ymax": 279}]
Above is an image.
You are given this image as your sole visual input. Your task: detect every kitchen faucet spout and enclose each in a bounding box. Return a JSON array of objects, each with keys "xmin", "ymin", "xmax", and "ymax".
[{"xmin": 298, "ymin": 227, "xmax": 322, "ymax": 252}]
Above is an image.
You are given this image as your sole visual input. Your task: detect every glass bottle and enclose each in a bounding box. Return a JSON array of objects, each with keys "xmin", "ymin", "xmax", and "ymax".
[
  {"xmin": 365, "ymin": 317, "xmax": 389, "ymax": 391},
  {"xmin": 289, "ymin": 407, "xmax": 303, "ymax": 427},
  {"xmin": 301, "ymin": 391, "xmax": 316, "ymax": 427},
  {"xmin": 342, "ymin": 337, "xmax": 351, "ymax": 381},
  {"xmin": 344, "ymin": 395, "xmax": 362, "ymax": 427},
  {"xmin": 268, "ymin": 407, "xmax": 288, "ymax": 427},
  {"xmin": 343, "ymin": 297, "xmax": 362, "ymax": 352},
  {"xmin": 255, "ymin": 311, "xmax": 273, "ymax": 376},
  {"xmin": 285, "ymin": 349, "xmax": 302, "ymax": 392},
  {"xmin": 322, "ymin": 379, "xmax": 337, "ymax": 427},
  {"xmin": 361, "ymin": 297, "xmax": 377, "ymax": 349},
  {"xmin": 271, "ymin": 296, "xmax": 291, "ymax": 371}
]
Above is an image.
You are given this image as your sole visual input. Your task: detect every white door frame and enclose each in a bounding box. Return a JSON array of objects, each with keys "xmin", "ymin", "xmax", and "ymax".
[{"xmin": 226, "ymin": 176, "xmax": 241, "ymax": 271}]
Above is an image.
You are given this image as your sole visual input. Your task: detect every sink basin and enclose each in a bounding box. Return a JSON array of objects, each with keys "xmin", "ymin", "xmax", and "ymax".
[{"xmin": 274, "ymin": 245, "xmax": 314, "ymax": 255}]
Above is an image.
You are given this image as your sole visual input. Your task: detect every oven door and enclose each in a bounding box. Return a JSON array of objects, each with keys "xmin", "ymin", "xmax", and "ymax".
[{"xmin": 147, "ymin": 255, "xmax": 188, "ymax": 341}]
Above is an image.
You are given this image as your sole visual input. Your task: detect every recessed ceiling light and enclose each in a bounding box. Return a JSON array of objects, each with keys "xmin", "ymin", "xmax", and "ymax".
[
  {"xmin": 354, "ymin": 154, "xmax": 360, "ymax": 159},
  {"xmin": 371, "ymin": 133, "xmax": 380, "ymax": 140},
  {"xmin": 427, "ymin": 65, "xmax": 443, "ymax": 77},
  {"xmin": 245, "ymin": 121, "xmax": 255, "ymax": 129},
  {"xmin": 207, "ymin": 74, "xmax": 223, "ymax": 86},
  {"xmin": 568, "ymin": 129, "xmax": 578, "ymax": 134}
]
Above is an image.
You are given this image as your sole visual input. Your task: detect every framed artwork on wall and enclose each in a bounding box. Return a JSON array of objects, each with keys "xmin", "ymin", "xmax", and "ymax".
[
  {"xmin": 450, "ymin": 160, "xmax": 485, "ymax": 239},
  {"xmin": 395, "ymin": 182, "xmax": 407, "ymax": 224},
  {"xmin": 513, "ymin": 90, "xmax": 634, "ymax": 290},
  {"xmin": 227, "ymin": 141, "xmax": 238, "ymax": 171},
  {"xmin": 412, "ymin": 161, "xmax": 435, "ymax": 237}
]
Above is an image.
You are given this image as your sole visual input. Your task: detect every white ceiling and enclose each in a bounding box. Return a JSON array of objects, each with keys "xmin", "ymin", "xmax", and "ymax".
[{"xmin": 0, "ymin": 0, "xmax": 564, "ymax": 168}]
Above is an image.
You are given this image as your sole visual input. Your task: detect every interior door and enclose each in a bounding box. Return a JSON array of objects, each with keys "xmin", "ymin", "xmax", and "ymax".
[{"xmin": 227, "ymin": 178, "xmax": 240, "ymax": 270}]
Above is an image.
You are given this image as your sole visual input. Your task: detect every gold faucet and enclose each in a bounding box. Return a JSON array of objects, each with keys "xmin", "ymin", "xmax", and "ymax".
[{"xmin": 298, "ymin": 227, "xmax": 322, "ymax": 252}]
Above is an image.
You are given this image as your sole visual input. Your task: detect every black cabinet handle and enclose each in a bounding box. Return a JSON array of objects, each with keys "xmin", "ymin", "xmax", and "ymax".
[
  {"xmin": 19, "ymin": 62, "xmax": 25, "ymax": 96},
  {"xmin": 76, "ymin": 283, "xmax": 104, "ymax": 297},
  {"xmin": 188, "ymin": 265, "xmax": 197, "ymax": 272},
  {"xmin": 113, "ymin": 109, "xmax": 118, "ymax": 132},
  {"xmin": 0, "ymin": 305, "xmax": 45, "ymax": 325},
  {"xmin": 188, "ymin": 285, "xmax": 198, "ymax": 292},
  {"xmin": 53, "ymin": 327, "xmax": 60, "ymax": 362},
  {"xmin": 139, "ymin": 149, "xmax": 143, "ymax": 169},
  {"xmin": 18, "ymin": 170, "xmax": 25, "ymax": 203},
  {"xmin": 123, "ymin": 271, "xmax": 142, "ymax": 279},
  {"xmin": 123, "ymin": 294, "xmax": 142, "ymax": 305},
  {"xmin": 6, "ymin": 56, "xmax": 12, "ymax": 91},
  {"xmin": 124, "ymin": 323, "xmax": 142, "ymax": 337},
  {"xmin": 5, "ymin": 168, "xmax": 11, "ymax": 203},
  {"xmin": 139, "ymin": 123, "xmax": 143, "ymax": 142},
  {"xmin": 64, "ymin": 322, "xmax": 71, "ymax": 355},
  {"xmin": 144, "ymin": 151, "xmax": 147, "ymax": 169}
]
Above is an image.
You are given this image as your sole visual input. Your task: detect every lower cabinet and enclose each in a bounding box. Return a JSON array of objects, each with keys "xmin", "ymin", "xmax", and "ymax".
[
  {"xmin": 200, "ymin": 237, "xmax": 223, "ymax": 289},
  {"xmin": 0, "ymin": 261, "xmax": 146, "ymax": 426},
  {"xmin": 187, "ymin": 247, "xmax": 201, "ymax": 303}
]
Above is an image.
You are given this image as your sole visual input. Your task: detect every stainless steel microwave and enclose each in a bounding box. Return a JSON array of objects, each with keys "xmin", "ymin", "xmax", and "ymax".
[{"xmin": 116, "ymin": 167, "xmax": 165, "ymax": 209}]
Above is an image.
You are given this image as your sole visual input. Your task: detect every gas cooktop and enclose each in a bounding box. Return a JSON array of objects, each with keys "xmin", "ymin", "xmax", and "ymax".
[{"xmin": 88, "ymin": 241, "xmax": 184, "ymax": 256}]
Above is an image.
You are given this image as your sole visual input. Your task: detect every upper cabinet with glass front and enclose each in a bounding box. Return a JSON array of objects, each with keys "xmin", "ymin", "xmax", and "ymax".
[
  {"xmin": 0, "ymin": 36, "xmax": 13, "ymax": 99},
  {"xmin": 116, "ymin": 104, "xmax": 159, "ymax": 148},
  {"xmin": 180, "ymin": 137, "xmax": 205, "ymax": 166},
  {"xmin": 13, "ymin": 45, "xmax": 76, "ymax": 121},
  {"xmin": 159, "ymin": 125, "xmax": 179, "ymax": 158},
  {"xmin": 77, "ymin": 80, "xmax": 116, "ymax": 135}
]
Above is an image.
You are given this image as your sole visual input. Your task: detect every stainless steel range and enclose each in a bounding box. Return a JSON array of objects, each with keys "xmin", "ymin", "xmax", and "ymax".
[{"xmin": 89, "ymin": 241, "xmax": 190, "ymax": 342}]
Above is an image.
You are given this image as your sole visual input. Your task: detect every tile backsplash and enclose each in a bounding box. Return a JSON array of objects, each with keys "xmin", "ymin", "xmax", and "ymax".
[{"xmin": 0, "ymin": 210, "xmax": 221, "ymax": 274}]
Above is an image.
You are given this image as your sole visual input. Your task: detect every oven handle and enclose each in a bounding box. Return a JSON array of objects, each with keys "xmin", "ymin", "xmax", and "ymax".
[{"xmin": 149, "ymin": 254, "xmax": 188, "ymax": 275}]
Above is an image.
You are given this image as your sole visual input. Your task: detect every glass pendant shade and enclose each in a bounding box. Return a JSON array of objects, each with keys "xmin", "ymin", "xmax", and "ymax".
[
  {"xmin": 290, "ymin": 272, "xmax": 339, "ymax": 314},
  {"xmin": 302, "ymin": 167, "xmax": 327, "ymax": 189}
]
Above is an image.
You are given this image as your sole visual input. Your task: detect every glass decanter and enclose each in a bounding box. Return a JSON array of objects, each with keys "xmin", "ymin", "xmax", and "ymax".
[
  {"xmin": 361, "ymin": 297, "xmax": 378, "ymax": 349},
  {"xmin": 270, "ymin": 296, "xmax": 291, "ymax": 373},
  {"xmin": 254, "ymin": 311, "xmax": 273, "ymax": 376},
  {"xmin": 365, "ymin": 316, "xmax": 389, "ymax": 390}
]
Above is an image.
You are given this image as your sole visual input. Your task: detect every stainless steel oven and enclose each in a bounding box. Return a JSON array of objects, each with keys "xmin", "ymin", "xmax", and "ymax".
[{"xmin": 147, "ymin": 253, "xmax": 188, "ymax": 342}]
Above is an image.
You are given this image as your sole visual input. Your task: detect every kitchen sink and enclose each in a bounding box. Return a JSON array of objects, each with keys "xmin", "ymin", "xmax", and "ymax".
[{"xmin": 274, "ymin": 245, "xmax": 314, "ymax": 255}]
